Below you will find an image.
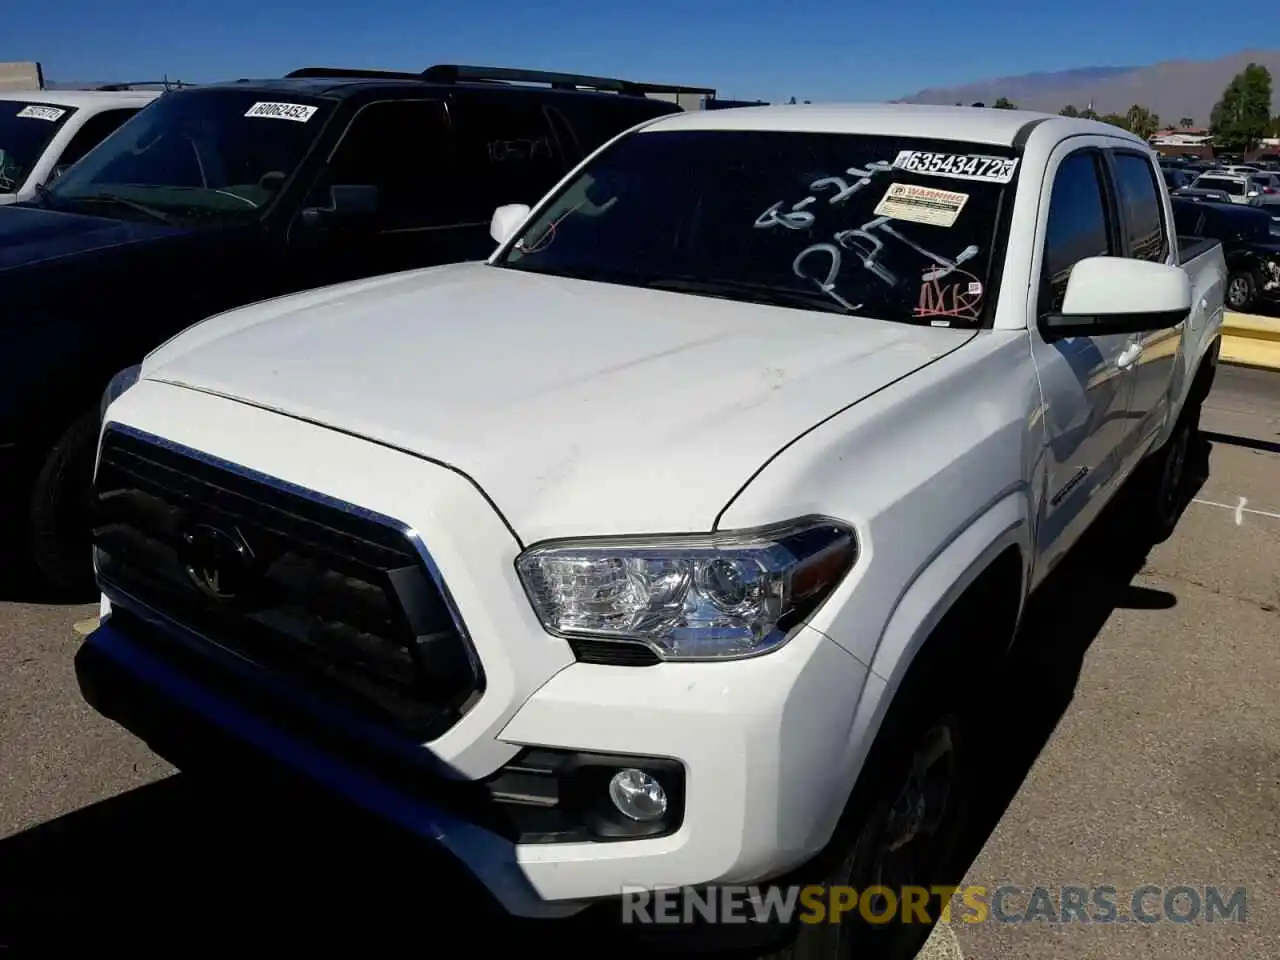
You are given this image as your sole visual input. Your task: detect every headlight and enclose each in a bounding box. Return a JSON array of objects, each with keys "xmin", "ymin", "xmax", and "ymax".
[
  {"xmin": 100, "ymin": 364, "xmax": 141, "ymax": 421},
  {"xmin": 516, "ymin": 517, "xmax": 857, "ymax": 661}
]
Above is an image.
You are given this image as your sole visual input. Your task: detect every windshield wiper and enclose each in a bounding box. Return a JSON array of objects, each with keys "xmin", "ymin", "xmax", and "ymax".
[
  {"xmin": 62, "ymin": 192, "xmax": 177, "ymax": 225},
  {"xmin": 644, "ymin": 277, "xmax": 858, "ymax": 315}
]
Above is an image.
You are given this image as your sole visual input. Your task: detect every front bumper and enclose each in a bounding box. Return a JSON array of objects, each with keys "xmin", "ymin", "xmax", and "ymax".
[{"xmin": 83, "ymin": 382, "xmax": 872, "ymax": 911}]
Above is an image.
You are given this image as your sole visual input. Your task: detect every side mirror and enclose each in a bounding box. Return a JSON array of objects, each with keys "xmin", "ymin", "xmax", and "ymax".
[
  {"xmin": 301, "ymin": 184, "xmax": 378, "ymax": 228},
  {"xmin": 49, "ymin": 164, "xmax": 70, "ymax": 181},
  {"xmin": 490, "ymin": 203, "xmax": 531, "ymax": 245},
  {"xmin": 1041, "ymin": 257, "xmax": 1191, "ymax": 340}
]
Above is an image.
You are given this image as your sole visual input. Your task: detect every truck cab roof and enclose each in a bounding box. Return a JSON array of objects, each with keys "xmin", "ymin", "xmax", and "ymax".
[{"xmin": 637, "ymin": 101, "xmax": 1152, "ymax": 149}]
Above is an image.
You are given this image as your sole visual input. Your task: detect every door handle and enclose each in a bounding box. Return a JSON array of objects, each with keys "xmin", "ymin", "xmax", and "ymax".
[{"xmin": 1117, "ymin": 343, "xmax": 1142, "ymax": 369}]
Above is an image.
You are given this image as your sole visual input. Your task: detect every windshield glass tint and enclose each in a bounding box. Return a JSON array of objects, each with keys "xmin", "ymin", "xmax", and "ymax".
[
  {"xmin": 0, "ymin": 101, "xmax": 76, "ymax": 192},
  {"xmin": 496, "ymin": 130, "xmax": 1017, "ymax": 327},
  {"xmin": 49, "ymin": 89, "xmax": 331, "ymax": 220}
]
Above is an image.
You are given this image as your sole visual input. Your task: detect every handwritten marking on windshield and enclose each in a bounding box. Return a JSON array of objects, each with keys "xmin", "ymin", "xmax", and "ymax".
[
  {"xmin": 914, "ymin": 268, "xmax": 984, "ymax": 321},
  {"xmin": 754, "ymin": 161, "xmax": 985, "ymax": 312},
  {"xmin": 792, "ymin": 244, "xmax": 862, "ymax": 310}
]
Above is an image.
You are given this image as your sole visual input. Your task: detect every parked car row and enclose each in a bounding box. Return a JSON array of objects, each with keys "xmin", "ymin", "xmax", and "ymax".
[
  {"xmin": 1, "ymin": 63, "xmax": 686, "ymax": 593},
  {"xmin": 1173, "ymin": 197, "xmax": 1280, "ymax": 311}
]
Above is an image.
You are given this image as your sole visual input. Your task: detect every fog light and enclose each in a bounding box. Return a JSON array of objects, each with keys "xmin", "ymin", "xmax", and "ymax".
[{"xmin": 608, "ymin": 768, "xmax": 668, "ymax": 822}]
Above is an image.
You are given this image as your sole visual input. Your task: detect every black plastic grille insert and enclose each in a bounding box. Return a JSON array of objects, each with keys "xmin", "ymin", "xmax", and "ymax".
[{"xmin": 92, "ymin": 427, "xmax": 484, "ymax": 741}]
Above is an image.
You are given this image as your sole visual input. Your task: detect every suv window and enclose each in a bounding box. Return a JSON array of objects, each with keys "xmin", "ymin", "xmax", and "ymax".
[
  {"xmin": 56, "ymin": 108, "xmax": 140, "ymax": 169},
  {"xmin": 49, "ymin": 88, "xmax": 333, "ymax": 221},
  {"xmin": 1111, "ymin": 153, "xmax": 1169, "ymax": 262},
  {"xmin": 317, "ymin": 99, "xmax": 456, "ymax": 228},
  {"xmin": 1172, "ymin": 202, "xmax": 1203, "ymax": 236},
  {"xmin": 451, "ymin": 97, "xmax": 566, "ymax": 214},
  {"xmin": 1040, "ymin": 151, "xmax": 1116, "ymax": 314}
]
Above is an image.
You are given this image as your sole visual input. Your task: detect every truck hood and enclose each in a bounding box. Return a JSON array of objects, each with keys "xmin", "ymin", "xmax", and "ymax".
[
  {"xmin": 142, "ymin": 263, "xmax": 974, "ymax": 541},
  {"xmin": 0, "ymin": 202, "xmax": 185, "ymax": 271}
]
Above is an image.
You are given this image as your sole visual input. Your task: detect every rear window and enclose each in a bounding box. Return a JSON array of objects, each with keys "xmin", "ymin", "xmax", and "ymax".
[{"xmin": 1194, "ymin": 177, "xmax": 1245, "ymax": 196}]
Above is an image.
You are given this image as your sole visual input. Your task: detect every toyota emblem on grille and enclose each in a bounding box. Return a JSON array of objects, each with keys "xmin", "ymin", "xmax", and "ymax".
[{"xmin": 180, "ymin": 522, "xmax": 254, "ymax": 600}]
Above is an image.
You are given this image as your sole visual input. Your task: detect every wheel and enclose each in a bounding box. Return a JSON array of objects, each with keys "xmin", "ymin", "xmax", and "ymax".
[
  {"xmin": 1138, "ymin": 406, "xmax": 1196, "ymax": 544},
  {"xmin": 1225, "ymin": 271, "xmax": 1255, "ymax": 312},
  {"xmin": 762, "ymin": 665, "xmax": 973, "ymax": 960},
  {"xmin": 28, "ymin": 410, "xmax": 100, "ymax": 599}
]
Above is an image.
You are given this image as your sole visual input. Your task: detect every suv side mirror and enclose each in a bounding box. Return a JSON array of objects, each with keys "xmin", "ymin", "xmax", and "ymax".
[
  {"xmin": 490, "ymin": 203, "xmax": 531, "ymax": 245},
  {"xmin": 49, "ymin": 164, "xmax": 71, "ymax": 181},
  {"xmin": 301, "ymin": 184, "xmax": 379, "ymax": 228},
  {"xmin": 1041, "ymin": 257, "xmax": 1191, "ymax": 340}
]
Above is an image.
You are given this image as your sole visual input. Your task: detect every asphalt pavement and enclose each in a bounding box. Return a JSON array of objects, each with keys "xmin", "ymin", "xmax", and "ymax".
[{"xmin": 1, "ymin": 364, "xmax": 1277, "ymax": 956}]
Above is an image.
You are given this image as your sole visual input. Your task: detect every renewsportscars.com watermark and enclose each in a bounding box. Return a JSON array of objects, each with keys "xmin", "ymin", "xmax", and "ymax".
[{"xmin": 621, "ymin": 884, "xmax": 1248, "ymax": 926}]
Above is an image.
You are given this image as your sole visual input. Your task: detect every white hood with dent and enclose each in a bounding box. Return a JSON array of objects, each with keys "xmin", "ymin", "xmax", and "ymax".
[{"xmin": 143, "ymin": 263, "xmax": 971, "ymax": 541}]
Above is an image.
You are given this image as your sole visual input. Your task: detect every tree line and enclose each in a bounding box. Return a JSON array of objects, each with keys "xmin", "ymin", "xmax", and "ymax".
[{"xmin": 982, "ymin": 62, "xmax": 1280, "ymax": 149}]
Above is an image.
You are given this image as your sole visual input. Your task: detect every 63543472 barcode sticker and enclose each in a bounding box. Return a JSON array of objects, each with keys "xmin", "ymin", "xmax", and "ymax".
[{"xmin": 893, "ymin": 151, "xmax": 1019, "ymax": 184}]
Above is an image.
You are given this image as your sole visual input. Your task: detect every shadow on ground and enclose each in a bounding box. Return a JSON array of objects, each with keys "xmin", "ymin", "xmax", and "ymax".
[{"xmin": 0, "ymin": 440, "xmax": 1216, "ymax": 954}]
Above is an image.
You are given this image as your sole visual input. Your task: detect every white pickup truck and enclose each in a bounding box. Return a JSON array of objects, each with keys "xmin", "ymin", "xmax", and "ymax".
[
  {"xmin": 82, "ymin": 104, "xmax": 1224, "ymax": 956},
  {"xmin": 0, "ymin": 89, "xmax": 158, "ymax": 204}
]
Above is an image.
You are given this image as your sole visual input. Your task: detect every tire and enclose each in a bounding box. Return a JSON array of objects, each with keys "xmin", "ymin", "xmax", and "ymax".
[
  {"xmin": 28, "ymin": 410, "xmax": 101, "ymax": 600},
  {"xmin": 761, "ymin": 659, "xmax": 974, "ymax": 960},
  {"xmin": 1137, "ymin": 404, "xmax": 1196, "ymax": 545},
  {"xmin": 1225, "ymin": 271, "xmax": 1256, "ymax": 313}
]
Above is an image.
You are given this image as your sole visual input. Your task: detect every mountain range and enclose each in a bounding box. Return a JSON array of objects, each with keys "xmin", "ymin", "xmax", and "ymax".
[{"xmin": 898, "ymin": 50, "xmax": 1280, "ymax": 126}]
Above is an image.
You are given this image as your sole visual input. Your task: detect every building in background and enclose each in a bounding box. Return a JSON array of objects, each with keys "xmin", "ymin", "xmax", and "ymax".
[
  {"xmin": 645, "ymin": 84, "xmax": 716, "ymax": 111},
  {"xmin": 0, "ymin": 61, "xmax": 44, "ymax": 92}
]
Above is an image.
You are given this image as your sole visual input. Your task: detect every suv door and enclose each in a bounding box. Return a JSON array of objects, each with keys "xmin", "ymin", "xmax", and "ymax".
[
  {"xmin": 1106, "ymin": 148, "xmax": 1184, "ymax": 466},
  {"xmin": 291, "ymin": 97, "xmax": 468, "ymax": 286},
  {"xmin": 1031, "ymin": 144, "xmax": 1135, "ymax": 562}
]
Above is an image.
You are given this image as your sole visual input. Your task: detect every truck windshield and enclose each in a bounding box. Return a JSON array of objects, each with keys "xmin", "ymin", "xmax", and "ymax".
[
  {"xmin": 496, "ymin": 129, "xmax": 1019, "ymax": 327},
  {"xmin": 46, "ymin": 88, "xmax": 332, "ymax": 222},
  {"xmin": 0, "ymin": 101, "xmax": 77, "ymax": 193}
]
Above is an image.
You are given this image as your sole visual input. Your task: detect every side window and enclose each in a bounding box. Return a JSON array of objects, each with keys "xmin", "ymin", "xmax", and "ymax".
[
  {"xmin": 1111, "ymin": 153, "xmax": 1170, "ymax": 263},
  {"xmin": 1172, "ymin": 203, "xmax": 1202, "ymax": 237},
  {"xmin": 450, "ymin": 97, "xmax": 566, "ymax": 215},
  {"xmin": 317, "ymin": 99, "xmax": 455, "ymax": 228},
  {"xmin": 1040, "ymin": 151, "xmax": 1117, "ymax": 315},
  {"xmin": 55, "ymin": 109, "xmax": 138, "ymax": 168}
]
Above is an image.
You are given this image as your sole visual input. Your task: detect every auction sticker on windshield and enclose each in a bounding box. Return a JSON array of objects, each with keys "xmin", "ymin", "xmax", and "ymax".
[
  {"xmin": 893, "ymin": 150, "xmax": 1018, "ymax": 184},
  {"xmin": 15, "ymin": 105, "xmax": 67, "ymax": 122},
  {"xmin": 874, "ymin": 182, "xmax": 969, "ymax": 227},
  {"xmin": 244, "ymin": 101, "xmax": 318, "ymax": 123}
]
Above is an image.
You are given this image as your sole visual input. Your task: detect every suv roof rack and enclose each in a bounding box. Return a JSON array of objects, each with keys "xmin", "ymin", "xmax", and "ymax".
[
  {"xmin": 420, "ymin": 64, "xmax": 715, "ymax": 98},
  {"xmin": 97, "ymin": 79, "xmax": 194, "ymax": 91},
  {"xmin": 283, "ymin": 63, "xmax": 715, "ymax": 98},
  {"xmin": 285, "ymin": 67, "xmax": 424, "ymax": 81}
]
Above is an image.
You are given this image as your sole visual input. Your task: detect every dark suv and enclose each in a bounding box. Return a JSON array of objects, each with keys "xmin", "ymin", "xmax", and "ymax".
[{"xmin": 0, "ymin": 64, "xmax": 702, "ymax": 594}]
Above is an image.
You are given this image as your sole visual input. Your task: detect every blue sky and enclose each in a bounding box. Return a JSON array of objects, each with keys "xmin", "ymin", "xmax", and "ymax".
[{"xmin": 2, "ymin": 0, "xmax": 1259, "ymax": 103}]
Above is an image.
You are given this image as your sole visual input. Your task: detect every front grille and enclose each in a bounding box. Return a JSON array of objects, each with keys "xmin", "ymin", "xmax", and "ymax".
[{"xmin": 92, "ymin": 426, "xmax": 484, "ymax": 741}]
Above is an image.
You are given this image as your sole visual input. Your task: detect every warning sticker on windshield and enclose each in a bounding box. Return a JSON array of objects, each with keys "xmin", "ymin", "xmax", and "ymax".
[
  {"xmin": 15, "ymin": 104, "xmax": 66, "ymax": 122},
  {"xmin": 893, "ymin": 150, "xmax": 1018, "ymax": 184},
  {"xmin": 244, "ymin": 101, "xmax": 318, "ymax": 123},
  {"xmin": 874, "ymin": 182, "xmax": 969, "ymax": 227}
]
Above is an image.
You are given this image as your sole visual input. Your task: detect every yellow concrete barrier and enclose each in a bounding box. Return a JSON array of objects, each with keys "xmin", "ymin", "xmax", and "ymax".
[{"xmin": 1221, "ymin": 312, "xmax": 1280, "ymax": 371}]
